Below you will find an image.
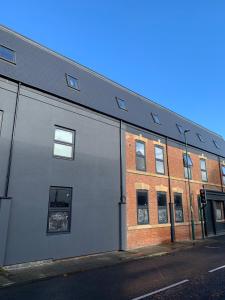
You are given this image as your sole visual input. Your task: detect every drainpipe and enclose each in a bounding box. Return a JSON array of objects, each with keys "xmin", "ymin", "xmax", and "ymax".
[
  {"xmin": 3, "ymin": 82, "xmax": 21, "ymax": 199},
  {"xmin": 166, "ymin": 137, "xmax": 175, "ymax": 242},
  {"xmin": 184, "ymin": 130, "xmax": 195, "ymax": 240},
  {"xmin": 119, "ymin": 120, "xmax": 127, "ymax": 251},
  {"xmin": 217, "ymin": 156, "xmax": 223, "ymax": 193},
  {"xmin": 0, "ymin": 82, "xmax": 20, "ymax": 266}
]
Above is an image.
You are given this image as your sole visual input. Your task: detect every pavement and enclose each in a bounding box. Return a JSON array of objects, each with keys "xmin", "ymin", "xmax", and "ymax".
[{"xmin": 0, "ymin": 236, "xmax": 218, "ymax": 289}]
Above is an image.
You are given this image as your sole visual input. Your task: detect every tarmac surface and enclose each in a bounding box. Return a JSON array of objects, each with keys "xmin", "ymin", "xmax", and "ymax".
[{"xmin": 0, "ymin": 236, "xmax": 225, "ymax": 299}]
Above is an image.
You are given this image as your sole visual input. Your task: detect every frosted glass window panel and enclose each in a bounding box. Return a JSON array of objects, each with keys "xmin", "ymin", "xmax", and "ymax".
[
  {"xmin": 55, "ymin": 128, "xmax": 73, "ymax": 144},
  {"xmin": 53, "ymin": 143, "xmax": 73, "ymax": 158}
]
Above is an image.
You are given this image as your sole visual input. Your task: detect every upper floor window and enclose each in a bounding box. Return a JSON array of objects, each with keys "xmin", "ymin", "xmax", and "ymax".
[
  {"xmin": 183, "ymin": 153, "xmax": 193, "ymax": 179},
  {"xmin": 176, "ymin": 124, "xmax": 184, "ymax": 134},
  {"xmin": 116, "ymin": 97, "xmax": 127, "ymax": 111},
  {"xmin": 136, "ymin": 141, "xmax": 146, "ymax": 171},
  {"xmin": 137, "ymin": 190, "xmax": 149, "ymax": 225},
  {"xmin": 0, "ymin": 45, "xmax": 16, "ymax": 64},
  {"xmin": 221, "ymin": 165, "xmax": 225, "ymax": 185},
  {"xmin": 200, "ymin": 159, "xmax": 208, "ymax": 182},
  {"xmin": 174, "ymin": 193, "xmax": 184, "ymax": 223},
  {"xmin": 151, "ymin": 113, "xmax": 161, "ymax": 124},
  {"xmin": 157, "ymin": 192, "xmax": 168, "ymax": 224},
  {"xmin": 53, "ymin": 126, "xmax": 75, "ymax": 159},
  {"xmin": 47, "ymin": 186, "xmax": 72, "ymax": 233},
  {"xmin": 66, "ymin": 74, "xmax": 79, "ymax": 90},
  {"xmin": 155, "ymin": 145, "xmax": 165, "ymax": 174}
]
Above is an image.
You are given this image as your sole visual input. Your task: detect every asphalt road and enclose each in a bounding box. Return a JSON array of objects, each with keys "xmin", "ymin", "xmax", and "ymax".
[{"xmin": 1, "ymin": 236, "xmax": 225, "ymax": 300}]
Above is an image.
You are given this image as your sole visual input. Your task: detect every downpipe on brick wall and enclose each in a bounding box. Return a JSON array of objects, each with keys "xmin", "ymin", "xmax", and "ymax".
[{"xmin": 166, "ymin": 137, "xmax": 175, "ymax": 242}]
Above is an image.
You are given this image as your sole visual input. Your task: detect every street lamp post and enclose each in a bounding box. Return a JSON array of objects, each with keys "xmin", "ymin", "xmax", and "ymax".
[{"xmin": 184, "ymin": 129, "xmax": 195, "ymax": 240}]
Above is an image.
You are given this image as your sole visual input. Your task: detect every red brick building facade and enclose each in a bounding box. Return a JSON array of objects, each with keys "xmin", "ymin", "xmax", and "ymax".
[{"xmin": 125, "ymin": 128, "xmax": 225, "ymax": 249}]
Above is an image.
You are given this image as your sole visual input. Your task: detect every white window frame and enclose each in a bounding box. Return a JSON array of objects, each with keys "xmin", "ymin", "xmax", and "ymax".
[{"xmin": 53, "ymin": 126, "xmax": 75, "ymax": 160}]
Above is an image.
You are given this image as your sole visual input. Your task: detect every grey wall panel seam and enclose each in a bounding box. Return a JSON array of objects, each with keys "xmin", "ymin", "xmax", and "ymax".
[{"xmin": 20, "ymin": 91, "xmax": 120, "ymax": 129}]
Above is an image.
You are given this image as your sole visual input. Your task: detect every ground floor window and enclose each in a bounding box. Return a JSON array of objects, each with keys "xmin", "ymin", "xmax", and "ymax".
[
  {"xmin": 137, "ymin": 190, "xmax": 149, "ymax": 225},
  {"xmin": 174, "ymin": 193, "xmax": 184, "ymax": 223},
  {"xmin": 215, "ymin": 201, "xmax": 225, "ymax": 221},
  {"xmin": 47, "ymin": 186, "xmax": 72, "ymax": 233},
  {"xmin": 157, "ymin": 192, "xmax": 168, "ymax": 224}
]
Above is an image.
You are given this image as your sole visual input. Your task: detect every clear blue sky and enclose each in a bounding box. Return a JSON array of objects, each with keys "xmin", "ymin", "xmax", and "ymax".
[{"xmin": 1, "ymin": 1, "xmax": 225, "ymax": 137}]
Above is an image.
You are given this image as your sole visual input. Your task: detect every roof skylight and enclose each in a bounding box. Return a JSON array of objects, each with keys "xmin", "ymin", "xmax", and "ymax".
[
  {"xmin": 0, "ymin": 45, "xmax": 16, "ymax": 64},
  {"xmin": 197, "ymin": 133, "xmax": 205, "ymax": 142},
  {"xmin": 151, "ymin": 113, "xmax": 161, "ymax": 124},
  {"xmin": 66, "ymin": 74, "xmax": 79, "ymax": 90},
  {"xmin": 176, "ymin": 124, "xmax": 184, "ymax": 134},
  {"xmin": 116, "ymin": 97, "xmax": 127, "ymax": 111},
  {"xmin": 213, "ymin": 140, "xmax": 220, "ymax": 149}
]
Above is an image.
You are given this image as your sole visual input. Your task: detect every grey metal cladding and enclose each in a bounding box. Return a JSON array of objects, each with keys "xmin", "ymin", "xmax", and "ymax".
[
  {"xmin": 3, "ymin": 87, "xmax": 120, "ymax": 264},
  {"xmin": 0, "ymin": 25, "xmax": 225, "ymax": 157}
]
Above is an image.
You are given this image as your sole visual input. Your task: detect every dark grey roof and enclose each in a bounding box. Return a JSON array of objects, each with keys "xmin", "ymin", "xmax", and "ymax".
[{"xmin": 0, "ymin": 25, "xmax": 225, "ymax": 157}]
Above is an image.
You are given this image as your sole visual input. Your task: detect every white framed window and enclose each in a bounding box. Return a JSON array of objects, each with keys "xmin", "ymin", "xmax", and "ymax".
[
  {"xmin": 155, "ymin": 145, "xmax": 165, "ymax": 174},
  {"xmin": 200, "ymin": 159, "xmax": 208, "ymax": 182},
  {"xmin": 183, "ymin": 153, "xmax": 193, "ymax": 179},
  {"xmin": 53, "ymin": 126, "xmax": 75, "ymax": 159}
]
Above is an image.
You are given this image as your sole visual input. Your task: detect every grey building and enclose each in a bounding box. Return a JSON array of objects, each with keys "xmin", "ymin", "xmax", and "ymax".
[{"xmin": 0, "ymin": 25, "xmax": 225, "ymax": 266}]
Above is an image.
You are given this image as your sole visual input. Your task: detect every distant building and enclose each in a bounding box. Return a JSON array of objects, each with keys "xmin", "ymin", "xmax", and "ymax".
[{"xmin": 0, "ymin": 25, "xmax": 225, "ymax": 266}]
